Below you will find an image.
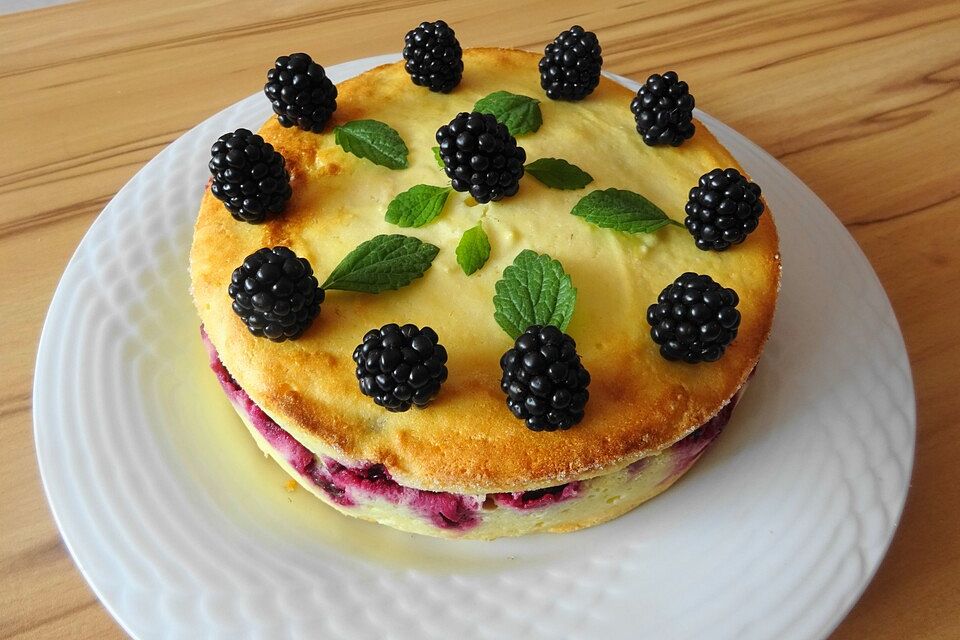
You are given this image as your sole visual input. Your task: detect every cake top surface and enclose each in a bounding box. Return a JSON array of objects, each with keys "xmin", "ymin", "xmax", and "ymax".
[{"xmin": 190, "ymin": 48, "xmax": 780, "ymax": 493}]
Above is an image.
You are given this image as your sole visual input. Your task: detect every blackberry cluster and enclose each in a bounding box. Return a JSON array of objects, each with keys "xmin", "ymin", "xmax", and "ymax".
[
  {"xmin": 353, "ymin": 324, "xmax": 449, "ymax": 412},
  {"xmin": 538, "ymin": 25, "xmax": 603, "ymax": 101},
  {"xmin": 646, "ymin": 272, "xmax": 741, "ymax": 363},
  {"xmin": 436, "ymin": 112, "xmax": 526, "ymax": 203},
  {"xmin": 209, "ymin": 129, "xmax": 292, "ymax": 224},
  {"xmin": 264, "ymin": 52, "xmax": 338, "ymax": 132},
  {"xmin": 685, "ymin": 168, "xmax": 764, "ymax": 251},
  {"xmin": 228, "ymin": 247, "xmax": 323, "ymax": 342},
  {"xmin": 500, "ymin": 325, "xmax": 591, "ymax": 431},
  {"xmin": 630, "ymin": 71, "xmax": 696, "ymax": 147},
  {"xmin": 402, "ymin": 20, "xmax": 463, "ymax": 93}
]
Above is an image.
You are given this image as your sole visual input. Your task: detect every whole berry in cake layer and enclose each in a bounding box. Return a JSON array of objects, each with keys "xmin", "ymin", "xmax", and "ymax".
[
  {"xmin": 684, "ymin": 168, "xmax": 764, "ymax": 251},
  {"xmin": 209, "ymin": 128, "xmax": 292, "ymax": 224},
  {"xmin": 538, "ymin": 25, "xmax": 603, "ymax": 101},
  {"xmin": 647, "ymin": 272, "xmax": 741, "ymax": 363},
  {"xmin": 353, "ymin": 324, "xmax": 449, "ymax": 412},
  {"xmin": 402, "ymin": 20, "xmax": 463, "ymax": 93},
  {"xmin": 500, "ymin": 325, "xmax": 591, "ymax": 431},
  {"xmin": 630, "ymin": 71, "xmax": 696, "ymax": 147},
  {"xmin": 228, "ymin": 247, "xmax": 323, "ymax": 342},
  {"xmin": 436, "ymin": 112, "xmax": 526, "ymax": 203},
  {"xmin": 264, "ymin": 52, "xmax": 338, "ymax": 132}
]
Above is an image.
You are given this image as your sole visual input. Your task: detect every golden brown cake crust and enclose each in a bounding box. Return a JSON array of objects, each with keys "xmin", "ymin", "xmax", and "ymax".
[{"xmin": 190, "ymin": 48, "xmax": 780, "ymax": 493}]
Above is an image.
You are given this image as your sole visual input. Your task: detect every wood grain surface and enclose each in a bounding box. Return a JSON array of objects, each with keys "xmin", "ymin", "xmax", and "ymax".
[{"xmin": 1, "ymin": 1, "xmax": 957, "ymax": 637}]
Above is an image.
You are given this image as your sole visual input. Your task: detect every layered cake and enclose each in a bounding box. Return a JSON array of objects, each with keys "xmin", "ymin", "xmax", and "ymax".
[{"xmin": 190, "ymin": 23, "xmax": 780, "ymax": 539}]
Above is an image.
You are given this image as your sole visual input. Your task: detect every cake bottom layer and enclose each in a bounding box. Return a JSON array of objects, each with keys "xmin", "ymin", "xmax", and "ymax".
[{"xmin": 202, "ymin": 328, "xmax": 741, "ymax": 539}]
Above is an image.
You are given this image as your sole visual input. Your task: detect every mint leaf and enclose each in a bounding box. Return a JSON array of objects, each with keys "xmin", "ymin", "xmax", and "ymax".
[
  {"xmin": 432, "ymin": 146, "xmax": 444, "ymax": 168},
  {"xmin": 333, "ymin": 120, "xmax": 408, "ymax": 170},
  {"xmin": 571, "ymin": 188, "xmax": 682, "ymax": 234},
  {"xmin": 473, "ymin": 91, "xmax": 542, "ymax": 137},
  {"xmin": 385, "ymin": 185, "xmax": 452, "ymax": 228},
  {"xmin": 322, "ymin": 234, "xmax": 439, "ymax": 293},
  {"xmin": 456, "ymin": 223, "xmax": 491, "ymax": 276},
  {"xmin": 525, "ymin": 158, "xmax": 593, "ymax": 190},
  {"xmin": 493, "ymin": 250, "xmax": 577, "ymax": 339}
]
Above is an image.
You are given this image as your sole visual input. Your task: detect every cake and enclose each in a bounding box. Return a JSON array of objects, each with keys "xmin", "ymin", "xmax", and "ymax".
[{"xmin": 190, "ymin": 24, "xmax": 780, "ymax": 539}]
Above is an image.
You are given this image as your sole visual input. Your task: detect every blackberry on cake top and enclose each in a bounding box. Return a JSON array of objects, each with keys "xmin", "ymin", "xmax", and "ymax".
[
  {"xmin": 264, "ymin": 52, "xmax": 338, "ymax": 132},
  {"xmin": 228, "ymin": 246, "xmax": 323, "ymax": 342},
  {"xmin": 685, "ymin": 168, "xmax": 764, "ymax": 251},
  {"xmin": 647, "ymin": 272, "xmax": 741, "ymax": 363},
  {"xmin": 353, "ymin": 324, "xmax": 449, "ymax": 412},
  {"xmin": 402, "ymin": 20, "xmax": 464, "ymax": 93},
  {"xmin": 538, "ymin": 25, "xmax": 603, "ymax": 101},
  {"xmin": 500, "ymin": 325, "xmax": 591, "ymax": 431},
  {"xmin": 436, "ymin": 112, "xmax": 526, "ymax": 203},
  {"xmin": 630, "ymin": 71, "xmax": 696, "ymax": 147},
  {"xmin": 209, "ymin": 128, "xmax": 292, "ymax": 224}
]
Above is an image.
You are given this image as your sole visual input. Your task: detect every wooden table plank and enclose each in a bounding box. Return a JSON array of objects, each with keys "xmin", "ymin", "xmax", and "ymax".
[{"xmin": 2, "ymin": 1, "xmax": 957, "ymax": 637}]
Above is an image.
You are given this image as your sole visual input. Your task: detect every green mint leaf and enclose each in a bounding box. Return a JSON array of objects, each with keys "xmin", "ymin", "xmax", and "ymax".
[
  {"xmin": 473, "ymin": 91, "xmax": 543, "ymax": 137},
  {"xmin": 322, "ymin": 234, "xmax": 439, "ymax": 293},
  {"xmin": 333, "ymin": 119, "xmax": 409, "ymax": 170},
  {"xmin": 432, "ymin": 146, "xmax": 444, "ymax": 168},
  {"xmin": 455, "ymin": 222, "xmax": 491, "ymax": 276},
  {"xmin": 525, "ymin": 158, "xmax": 593, "ymax": 190},
  {"xmin": 571, "ymin": 188, "xmax": 683, "ymax": 234},
  {"xmin": 493, "ymin": 250, "xmax": 577, "ymax": 339},
  {"xmin": 385, "ymin": 185, "xmax": 452, "ymax": 228}
]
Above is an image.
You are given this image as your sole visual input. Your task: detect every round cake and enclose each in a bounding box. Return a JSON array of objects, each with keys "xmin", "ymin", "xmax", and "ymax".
[{"xmin": 190, "ymin": 39, "xmax": 780, "ymax": 539}]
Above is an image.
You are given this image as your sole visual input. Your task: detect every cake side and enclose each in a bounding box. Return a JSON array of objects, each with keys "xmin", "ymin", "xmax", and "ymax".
[
  {"xmin": 202, "ymin": 328, "xmax": 742, "ymax": 539},
  {"xmin": 190, "ymin": 47, "xmax": 780, "ymax": 494}
]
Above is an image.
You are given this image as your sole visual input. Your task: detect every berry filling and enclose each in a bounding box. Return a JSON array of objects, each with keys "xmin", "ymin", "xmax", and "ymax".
[
  {"xmin": 202, "ymin": 329, "xmax": 313, "ymax": 474},
  {"xmin": 493, "ymin": 482, "xmax": 582, "ymax": 509},
  {"xmin": 310, "ymin": 458, "xmax": 480, "ymax": 529},
  {"xmin": 201, "ymin": 327, "xmax": 741, "ymax": 531}
]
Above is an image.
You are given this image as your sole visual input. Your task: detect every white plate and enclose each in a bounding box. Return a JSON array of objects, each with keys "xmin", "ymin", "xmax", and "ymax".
[{"xmin": 34, "ymin": 54, "xmax": 914, "ymax": 640}]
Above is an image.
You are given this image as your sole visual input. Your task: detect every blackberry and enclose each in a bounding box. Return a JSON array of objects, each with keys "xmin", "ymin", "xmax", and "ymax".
[
  {"xmin": 646, "ymin": 272, "xmax": 741, "ymax": 363},
  {"xmin": 209, "ymin": 129, "xmax": 292, "ymax": 224},
  {"xmin": 353, "ymin": 324, "xmax": 448, "ymax": 412},
  {"xmin": 500, "ymin": 325, "xmax": 591, "ymax": 431},
  {"xmin": 402, "ymin": 20, "xmax": 463, "ymax": 93},
  {"xmin": 538, "ymin": 25, "xmax": 603, "ymax": 101},
  {"xmin": 264, "ymin": 52, "xmax": 338, "ymax": 132},
  {"xmin": 685, "ymin": 168, "xmax": 764, "ymax": 251},
  {"xmin": 228, "ymin": 247, "xmax": 323, "ymax": 342},
  {"xmin": 435, "ymin": 112, "xmax": 526, "ymax": 203},
  {"xmin": 630, "ymin": 71, "xmax": 696, "ymax": 147}
]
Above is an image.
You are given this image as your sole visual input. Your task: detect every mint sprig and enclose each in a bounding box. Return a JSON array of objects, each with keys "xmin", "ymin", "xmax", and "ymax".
[
  {"xmin": 493, "ymin": 250, "xmax": 577, "ymax": 339},
  {"xmin": 525, "ymin": 158, "xmax": 593, "ymax": 190},
  {"xmin": 385, "ymin": 185, "xmax": 452, "ymax": 228},
  {"xmin": 571, "ymin": 188, "xmax": 682, "ymax": 234},
  {"xmin": 455, "ymin": 222, "xmax": 491, "ymax": 276},
  {"xmin": 333, "ymin": 120, "xmax": 408, "ymax": 170},
  {"xmin": 322, "ymin": 234, "xmax": 438, "ymax": 293},
  {"xmin": 432, "ymin": 146, "xmax": 444, "ymax": 168},
  {"xmin": 473, "ymin": 91, "xmax": 543, "ymax": 137}
]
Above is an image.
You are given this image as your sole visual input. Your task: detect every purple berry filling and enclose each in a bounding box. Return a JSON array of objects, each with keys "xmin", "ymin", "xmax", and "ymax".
[
  {"xmin": 311, "ymin": 458, "xmax": 480, "ymax": 529},
  {"xmin": 201, "ymin": 327, "xmax": 313, "ymax": 474},
  {"xmin": 668, "ymin": 397, "xmax": 736, "ymax": 474},
  {"xmin": 627, "ymin": 391, "xmax": 740, "ymax": 478},
  {"xmin": 493, "ymin": 482, "xmax": 583, "ymax": 510}
]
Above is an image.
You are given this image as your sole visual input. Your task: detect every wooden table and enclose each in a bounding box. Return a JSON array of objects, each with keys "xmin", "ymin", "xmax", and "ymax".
[{"xmin": 2, "ymin": 1, "xmax": 957, "ymax": 637}]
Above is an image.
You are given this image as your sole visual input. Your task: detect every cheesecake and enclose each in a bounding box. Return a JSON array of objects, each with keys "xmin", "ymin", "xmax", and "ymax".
[{"xmin": 190, "ymin": 40, "xmax": 780, "ymax": 539}]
